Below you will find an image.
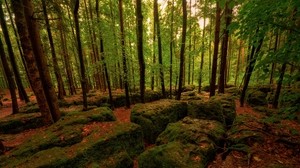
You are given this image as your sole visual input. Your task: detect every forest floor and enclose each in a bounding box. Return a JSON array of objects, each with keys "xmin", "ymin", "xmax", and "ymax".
[{"xmin": 0, "ymin": 90, "xmax": 300, "ymax": 167}]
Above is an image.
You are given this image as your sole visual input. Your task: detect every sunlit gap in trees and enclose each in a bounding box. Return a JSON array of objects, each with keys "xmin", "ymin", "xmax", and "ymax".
[{"xmin": 157, "ymin": 0, "xmax": 209, "ymax": 29}]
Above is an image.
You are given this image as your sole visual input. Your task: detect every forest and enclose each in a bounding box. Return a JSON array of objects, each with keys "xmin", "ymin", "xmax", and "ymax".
[{"xmin": 0, "ymin": 0, "xmax": 300, "ymax": 167}]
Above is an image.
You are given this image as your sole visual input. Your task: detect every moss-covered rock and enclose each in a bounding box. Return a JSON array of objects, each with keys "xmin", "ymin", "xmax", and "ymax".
[
  {"xmin": 225, "ymin": 87, "xmax": 240, "ymax": 96},
  {"xmin": 138, "ymin": 141, "xmax": 206, "ymax": 168},
  {"xmin": 0, "ymin": 122, "xmax": 144, "ymax": 168},
  {"xmin": 227, "ymin": 115, "xmax": 264, "ymax": 146},
  {"xmin": 211, "ymin": 94, "xmax": 236, "ymax": 127},
  {"xmin": 182, "ymin": 85, "xmax": 196, "ymax": 92},
  {"xmin": 246, "ymin": 90, "xmax": 268, "ymax": 106},
  {"xmin": 156, "ymin": 117, "xmax": 225, "ymax": 147},
  {"xmin": 131, "ymin": 99, "xmax": 187, "ymax": 143},
  {"xmin": 188, "ymin": 99, "xmax": 225, "ymax": 125},
  {"xmin": 61, "ymin": 107, "xmax": 116, "ymax": 125},
  {"xmin": 19, "ymin": 103, "xmax": 40, "ymax": 113},
  {"xmin": 0, "ymin": 113, "xmax": 44, "ymax": 134}
]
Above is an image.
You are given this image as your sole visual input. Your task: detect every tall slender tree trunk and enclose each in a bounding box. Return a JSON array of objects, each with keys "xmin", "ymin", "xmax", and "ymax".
[
  {"xmin": 151, "ymin": 19, "xmax": 156, "ymax": 91},
  {"xmin": 169, "ymin": 0, "xmax": 174, "ymax": 97},
  {"xmin": 240, "ymin": 37, "xmax": 264, "ymax": 107},
  {"xmin": 210, "ymin": 2, "xmax": 221, "ymax": 97},
  {"xmin": 4, "ymin": 0, "xmax": 29, "ymax": 87},
  {"xmin": 235, "ymin": 40, "xmax": 242, "ymax": 86},
  {"xmin": 42, "ymin": 0, "xmax": 65, "ymax": 99},
  {"xmin": 218, "ymin": 0, "xmax": 232, "ymax": 93},
  {"xmin": 136, "ymin": 0, "xmax": 145, "ymax": 103},
  {"xmin": 270, "ymin": 33, "xmax": 279, "ymax": 85},
  {"xmin": 176, "ymin": 0, "xmax": 187, "ymax": 100},
  {"xmin": 23, "ymin": 0, "xmax": 61, "ymax": 121},
  {"xmin": 154, "ymin": 0, "xmax": 166, "ymax": 98},
  {"xmin": 118, "ymin": 0, "xmax": 130, "ymax": 108},
  {"xmin": 198, "ymin": 1, "xmax": 207, "ymax": 93},
  {"xmin": 96, "ymin": 0, "xmax": 113, "ymax": 106},
  {"xmin": 58, "ymin": 19, "xmax": 76, "ymax": 95},
  {"xmin": 187, "ymin": 0, "xmax": 192, "ymax": 85},
  {"xmin": 273, "ymin": 63, "xmax": 286, "ymax": 108},
  {"xmin": 12, "ymin": 0, "xmax": 54, "ymax": 124},
  {"xmin": 0, "ymin": 39, "xmax": 18, "ymax": 114},
  {"xmin": 0, "ymin": 3, "xmax": 29, "ymax": 103},
  {"xmin": 73, "ymin": 0, "xmax": 88, "ymax": 111}
]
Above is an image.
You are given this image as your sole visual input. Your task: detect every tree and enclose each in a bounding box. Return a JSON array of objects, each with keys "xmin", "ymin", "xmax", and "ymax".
[
  {"xmin": 176, "ymin": 0, "xmax": 187, "ymax": 100},
  {"xmin": 96, "ymin": 0, "xmax": 113, "ymax": 106},
  {"xmin": 0, "ymin": 2, "xmax": 29, "ymax": 103},
  {"xmin": 0, "ymin": 38, "xmax": 18, "ymax": 114},
  {"xmin": 169, "ymin": 0, "xmax": 175, "ymax": 97},
  {"xmin": 73, "ymin": 0, "xmax": 88, "ymax": 111},
  {"xmin": 118, "ymin": 0, "xmax": 130, "ymax": 108},
  {"xmin": 42, "ymin": 0, "xmax": 66, "ymax": 100},
  {"xmin": 23, "ymin": 0, "xmax": 61, "ymax": 121},
  {"xmin": 240, "ymin": 33, "xmax": 264, "ymax": 107},
  {"xmin": 136, "ymin": 0, "xmax": 145, "ymax": 103},
  {"xmin": 218, "ymin": 0, "xmax": 233, "ymax": 93},
  {"xmin": 154, "ymin": 0, "xmax": 166, "ymax": 98},
  {"xmin": 210, "ymin": 1, "xmax": 221, "ymax": 97},
  {"xmin": 11, "ymin": 0, "xmax": 54, "ymax": 124}
]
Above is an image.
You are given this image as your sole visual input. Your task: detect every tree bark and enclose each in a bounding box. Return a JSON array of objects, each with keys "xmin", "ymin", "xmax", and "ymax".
[
  {"xmin": 169, "ymin": 0, "xmax": 175, "ymax": 97},
  {"xmin": 0, "ymin": 39, "xmax": 18, "ymax": 114},
  {"xmin": 154, "ymin": 0, "xmax": 166, "ymax": 98},
  {"xmin": 42, "ymin": 0, "xmax": 65, "ymax": 99},
  {"xmin": 23, "ymin": 0, "xmax": 61, "ymax": 121},
  {"xmin": 273, "ymin": 63, "xmax": 286, "ymax": 108},
  {"xmin": 0, "ymin": 2, "xmax": 29, "ymax": 103},
  {"xmin": 218, "ymin": 0, "xmax": 232, "ymax": 93},
  {"xmin": 240, "ymin": 37, "xmax": 263, "ymax": 107},
  {"xmin": 198, "ymin": 0, "xmax": 207, "ymax": 93},
  {"xmin": 118, "ymin": 0, "xmax": 130, "ymax": 108},
  {"xmin": 136, "ymin": 0, "xmax": 145, "ymax": 103},
  {"xmin": 210, "ymin": 2, "xmax": 221, "ymax": 97},
  {"xmin": 176, "ymin": 0, "xmax": 187, "ymax": 100},
  {"xmin": 96, "ymin": 0, "xmax": 113, "ymax": 106},
  {"xmin": 11, "ymin": 0, "xmax": 54, "ymax": 124}
]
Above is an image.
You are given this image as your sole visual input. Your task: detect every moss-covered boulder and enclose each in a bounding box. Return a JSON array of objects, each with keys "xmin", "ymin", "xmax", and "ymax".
[
  {"xmin": 188, "ymin": 99, "xmax": 225, "ymax": 125},
  {"xmin": 61, "ymin": 107, "xmax": 116, "ymax": 125},
  {"xmin": 131, "ymin": 99, "xmax": 187, "ymax": 143},
  {"xmin": 0, "ymin": 113, "xmax": 44, "ymax": 134},
  {"xmin": 0, "ymin": 121, "xmax": 144, "ymax": 167},
  {"xmin": 227, "ymin": 115, "xmax": 264, "ymax": 146},
  {"xmin": 138, "ymin": 141, "xmax": 206, "ymax": 168},
  {"xmin": 139, "ymin": 117, "xmax": 225, "ymax": 168},
  {"xmin": 246, "ymin": 89, "xmax": 268, "ymax": 106},
  {"xmin": 157, "ymin": 117, "xmax": 225, "ymax": 147},
  {"xmin": 19, "ymin": 103, "xmax": 40, "ymax": 113},
  {"xmin": 211, "ymin": 94, "xmax": 236, "ymax": 127},
  {"xmin": 182, "ymin": 85, "xmax": 196, "ymax": 92}
]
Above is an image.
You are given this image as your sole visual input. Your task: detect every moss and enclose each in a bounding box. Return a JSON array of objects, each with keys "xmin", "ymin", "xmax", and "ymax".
[
  {"xmin": 157, "ymin": 117, "xmax": 225, "ymax": 146},
  {"xmin": 138, "ymin": 141, "xmax": 206, "ymax": 168},
  {"xmin": 61, "ymin": 107, "xmax": 116, "ymax": 125},
  {"xmin": 0, "ymin": 113, "xmax": 44, "ymax": 134},
  {"xmin": 87, "ymin": 150, "xmax": 133, "ymax": 168},
  {"xmin": 131, "ymin": 99, "xmax": 187, "ymax": 143},
  {"xmin": 19, "ymin": 103, "xmax": 40, "ymax": 113},
  {"xmin": 246, "ymin": 90, "xmax": 267, "ymax": 106},
  {"xmin": 182, "ymin": 85, "xmax": 196, "ymax": 92},
  {"xmin": 188, "ymin": 99, "xmax": 225, "ymax": 125},
  {"xmin": 211, "ymin": 94, "xmax": 237, "ymax": 128},
  {"xmin": 1, "ymin": 122, "xmax": 144, "ymax": 168},
  {"xmin": 227, "ymin": 115, "xmax": 264, "ymax": 146}
]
